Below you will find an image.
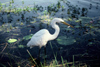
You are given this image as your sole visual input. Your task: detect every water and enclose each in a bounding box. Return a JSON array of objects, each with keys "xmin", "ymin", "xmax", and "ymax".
[
  {"xmin": 0, "ymin": 0, "xmax": 100, "ymax": 67},
  {"xmin": 0, "ymin": 0, "xmax": 59, "ymax": 7},
  {"xmin": 67, "ymin": 0, "xmax": 100, "ymax": 17}
]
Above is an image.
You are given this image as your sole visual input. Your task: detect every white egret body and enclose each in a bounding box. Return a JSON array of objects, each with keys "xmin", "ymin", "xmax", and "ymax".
[
  {"xmin": 27, "ymin": 18, "xmax": 73, "ymax": 63},
  {"xmin": 27, "ymin": 18, "xmax": 73, "ymax": 48}
]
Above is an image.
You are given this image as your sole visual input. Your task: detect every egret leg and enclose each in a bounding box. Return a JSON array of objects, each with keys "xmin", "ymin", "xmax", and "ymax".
[
  {"xmin": 44, "ymin": 46, "xmax": 46, "ymax": 65},
  {"xmin": 38, "ymin": 48, "xmax": 41, "ymax": 61}
]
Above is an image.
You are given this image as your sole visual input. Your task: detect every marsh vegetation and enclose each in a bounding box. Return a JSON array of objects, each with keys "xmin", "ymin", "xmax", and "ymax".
[{"xmin": 0, "ymin": 0, "xmax": 100, "ymax": 67}]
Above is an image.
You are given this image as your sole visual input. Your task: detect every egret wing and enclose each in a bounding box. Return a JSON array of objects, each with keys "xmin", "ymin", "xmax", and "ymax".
[
  {"xmin": 27, "ymin": 29, "xmax": 51, "ymax": 48},
  {"xmin": 33, "ymin": 29, "xmax": 50, "ymax": 37}
]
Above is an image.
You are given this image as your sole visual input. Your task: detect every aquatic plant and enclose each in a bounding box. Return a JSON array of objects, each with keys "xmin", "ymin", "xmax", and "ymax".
[
  {"xmin": 23, "ymin": 34, "xmax": 33, "ymax": 40},
  {"xmin": 80, "ymin": 17, "xmax": 92, "ymax": 23},
  {"xmin": 22, "ymin": 0, "xmax": 24, "ymax": 4},
  {"xmin": 39, "ymin": 15, "xmax": 51, "ymax": 24},
  {"xmin": 74, "ymin": 25, "xmax": 80, "ymax": 28},
  {"xmin": 0, "ymin": 2, "xmax": 1, "ymax": 6},
  {"xmin": 8, "ymin": 4, "xmax": 13, "ymax": 11},
  {"xmin": 61, "ymin": 56, "xmax": 65, "ymax": 67},
  {"xmin": 56, "ymin": 36, "xmax": 76, "ymax": 45},
  {"xmin": 88, "ymin": 42, "xmax": 93, "ymax": 45},
  {"xmin": 7, "ymin": 28, "xmax": 10, "ymax": 33},
  {"xmin": 67, "ymin": 9, "xmax": 70, "ymax": 14},
  {"xmin": 26, "ymin": 6, "xmax": 30, "ymax": 12},
  {"xmin": 57, "ymin": 1, "xmax": 61, "ymax": 8},
  {"xmin": 30, "ymin": 19, "xmax": 36, "ymax": 24},
  {"xmin": 73, "ymin": 55, "xmax": 75, "ymax": 67},
  {"xmin": 67, "ymin": 18, "xmax": 72, "ymax": 21},
  {"xmin": 8, "ymin": 38, "xmax": 17, "ymax": 43},
  {"xmin": 0, "ymin": 5, "xmax": 3, "ymax": 11},
  {"xmin": 33, "ymin": 2, "xmax": 37, "ymax": 12},
  {"xmin": 12, "ymin": 0, "xmax": 14, "ymax": 3},
  {"xmin": 39, "ymin": 6, "xmax": 43, "ymax": 12},
  {"xmin": 10, "ymin": 1, "xmax": 12, "ymax": 4},
  {"xmin": 30, "ymin": 7, "xmax": 33, "ymax": 11},
  {"xmin": 43, "ymin": 10, "xmax": 48, "ymax": 15},
  {"xmin": 75, "ymin": 19, "xmax": 82, "ymax": 22},
  {"xmin": 62, "ymin": 5, "xmax": 65, "ymax": 11},
  {"xmin": 18, "ymin": 45, "xmax": 24, "ymax": 48},
  {"xmin": 20, "ymin": 22, "xmax": 24, "ymax": 25},
  {"xmin": 27, "ymin": 49, "xmax": 39, "ymax": 67}
]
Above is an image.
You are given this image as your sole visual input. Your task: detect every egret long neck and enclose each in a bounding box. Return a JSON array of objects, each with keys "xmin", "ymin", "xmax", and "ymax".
[{"xmin": 49, "ymin": 23, "xmax": 60, "ymax": 40}]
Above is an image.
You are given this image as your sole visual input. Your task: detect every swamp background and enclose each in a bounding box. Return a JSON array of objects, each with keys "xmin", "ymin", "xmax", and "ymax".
[{"xmin": 0, "ymin": 0, "xmax": 100, "ymax": 67}]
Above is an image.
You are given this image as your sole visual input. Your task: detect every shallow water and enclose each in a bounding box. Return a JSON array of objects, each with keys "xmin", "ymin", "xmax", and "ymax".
[
  {"xmin": 67, "ymin": 0, "xmax": 100, "ymax": 17},
  {"xmin": 1, "ymin": 0, "xmax": 59, "ymax": 7},
  {"xmin": 0, "ymin": 0, "xmax": 100, "ymax": 67}
]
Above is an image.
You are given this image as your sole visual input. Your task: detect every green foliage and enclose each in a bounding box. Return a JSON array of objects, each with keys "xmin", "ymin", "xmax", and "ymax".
[
  {"xmin": 18, "ymin": 45, "xmax": 24, "ymax": 48},
  {"xmin": 12, "ymin": 0, "xmax": 14, "ymax": 3},
  {"xmin": 75, "ymin": 19, "xmax": 82, "ymax": 22},
  {"xmin": 56, "ymin": 36, "xmax": 76, "ymax": 45},
  {"xmin": 0, "ymin": 6, "xmax": 2, "ymax": 11},
  {"xmin": 26, "ymin": 6, "xmax": 30, "ymax": 11},
  {"xmin": 33, "ymin": 2, "xmax": 37, "ymax": 11},
  {"xmin": 23, "ymin": 34, "xmax": 33, "ymax": 40},
  {"xmin": 74, "ymin": 25, "xmax": 80, "ymax": 28},
  {"xmin": 80, "ymin": 17, "xmax": 91, "ymax": 23},
  {"xmin": 73, "ymin": 55, "xmax": 75, "ymax": 67},
  {"xmin": 27, "ymin": 49, "xmax": 38, "ymax": 67},
  {"xmin": 8, "ymin": 39, "xmax": 17, "ymax": 43},
  {"xmin": 0, "ymin": 2, "xmax": 1, "ymax": 6},
  {"xmin": 62, "ymin": 5, "xmax": 64, "ymax": 9},
  {"xmin": 61, "ymin": 56, "xmax": 65, "ymax": 67},
  {"xmin": 88, "ymin": 42, "xmax": 93, "ymax": 45},
  {"xmin": 43, "ymin": 10, "xmax": 48, "ymax": 15},
  {"xmin": 22, "ymin": 0, "xmax": 24, "ymax": 4},
  {"xmin": 57, "ymin": 1, "xmax": 61, "ymax": 8},
  {"xmin": 67, "ymin": 18, "xmax": 72, "ymax": 21},
  {"xmin": 65, "ymin": 60, "xmax": 69, "ymax": 67}
]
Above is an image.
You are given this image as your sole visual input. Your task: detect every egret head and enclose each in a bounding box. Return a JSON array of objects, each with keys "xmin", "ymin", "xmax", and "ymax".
[
  {"xmin": 51, "ymin": 18, "xmax": 64, "ymax": 23},
  {"xmin": 51, "ymin": 18, "xmax": 74, "ymax": 28}
]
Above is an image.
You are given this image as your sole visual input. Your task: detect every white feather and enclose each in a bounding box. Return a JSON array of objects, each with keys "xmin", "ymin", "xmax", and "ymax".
[{"xmin": 27, "ymin": 18, "xmax": 72, "ymax": 48}]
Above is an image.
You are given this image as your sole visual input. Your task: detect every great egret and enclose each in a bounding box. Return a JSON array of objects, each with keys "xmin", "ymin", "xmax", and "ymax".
[{"xmin": 27, "ymin": 18, "xmax": 73, "ymax": 62}]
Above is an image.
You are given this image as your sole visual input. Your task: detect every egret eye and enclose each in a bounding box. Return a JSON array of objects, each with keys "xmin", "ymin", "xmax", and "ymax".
[
  {"xmin": 56, "ymin": 22, "xmax": 59, "ymax": 25},
  {"xmin": 61, "ymin": 21, "xmax": 64, "ymax": 23}
]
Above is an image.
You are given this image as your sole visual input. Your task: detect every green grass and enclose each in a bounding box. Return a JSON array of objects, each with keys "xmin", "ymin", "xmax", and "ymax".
[
  {"xmin": 65, "ymin": 60, "xmax": 69, "ymax": 67},
  {"xmin": 61, "ymin": 56, "xmax": 65, "ymax": 67},
  {"xmin": 73, "ymin": 55, "xmax": 75, "ymax": 67},
  {"xmin": 26, "ymin": 49, "xmax": 38, "ymax": 67},
  {"xmin": 0, "ymin": 63, "xmax": 6, "ymax": 67},
  {"xmin": 25, "ymin": 41, "xmax": 71, "ymax": 67}
]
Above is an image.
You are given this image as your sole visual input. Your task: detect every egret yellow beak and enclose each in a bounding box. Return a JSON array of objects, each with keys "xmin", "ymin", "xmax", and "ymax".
[{"xmin": 62, "ymin": 22, "xmax": 74, "ymax": 28}]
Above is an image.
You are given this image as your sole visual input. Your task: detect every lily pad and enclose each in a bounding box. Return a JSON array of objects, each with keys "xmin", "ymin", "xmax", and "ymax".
[
  {"xmin": 88, "ymin": 42, "xmax": 93, "ymax": 45},
  {"xmin": 23, "ymin": 34, "xmax": 33, "ymax": 40},
  {"xmin": 67, "ymin": 18, "xmax": 72, "ymax": 21},
  {"xmin": 74, "ymin": 25, "xmax": 80, "ymax": 28},
  {"xmin": 87, "ymin": 42, "xmax": 94, "ymax": 46},
  {"xmin": 80, "ymin": 17, "xmax": 91, "ymax": 23},
  {"xmin": 56, "ymin": 36, "xmax": 76, "ymax": 45},
  {"xmin": 8, "ymin": 39, "xmax": 17, "ymax": 43},
  {"xmin": 18, "ymin": 45, "xmax": 24, "ymax": 48},
  {"xmin": 75, "ymin": 19, "xmax": 82, "ymax": 22}
]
